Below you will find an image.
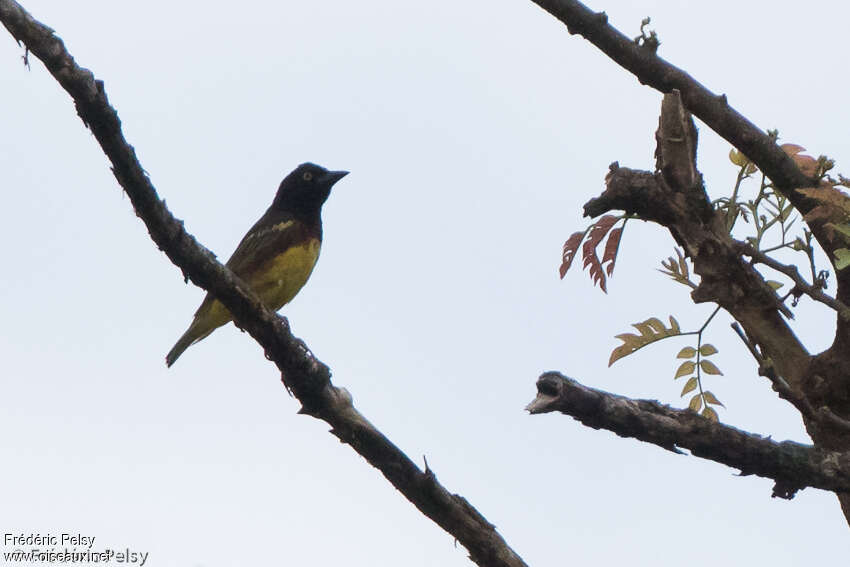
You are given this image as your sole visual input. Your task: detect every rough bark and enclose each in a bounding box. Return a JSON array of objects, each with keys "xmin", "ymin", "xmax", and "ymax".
[{"xmin": 527, "ymin": 372, "xmax": 850, "ymax": 497}]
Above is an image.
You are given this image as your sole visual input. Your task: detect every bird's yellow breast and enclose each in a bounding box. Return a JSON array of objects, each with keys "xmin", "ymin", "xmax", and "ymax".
[
  {"xmin": 250, "ymin": 237, "xmax": 322, "ymax": 310},
  {"xmin": 183, "ymin": 237, "xmax": 321, "ymax": 342}
]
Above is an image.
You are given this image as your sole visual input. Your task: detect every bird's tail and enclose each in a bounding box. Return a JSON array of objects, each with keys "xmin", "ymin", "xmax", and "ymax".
[
  {"xmin": 165, "ymin": 298, "xmax": 229, "ymax": 367},
  {"xmin": 165, "ymin": 329, "xmax": 196, "ymax": 367}
]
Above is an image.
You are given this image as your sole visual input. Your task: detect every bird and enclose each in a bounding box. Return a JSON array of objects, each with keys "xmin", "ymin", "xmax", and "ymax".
[{"xmin": 165, "ymin": 162, "xmax": 348, "ymax": 367}]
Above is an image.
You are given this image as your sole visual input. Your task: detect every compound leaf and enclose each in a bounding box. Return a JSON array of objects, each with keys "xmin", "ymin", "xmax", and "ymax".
[
  {"xmin": 659, "ymin": 249, "xmax": 693, "ymax": 288},
  {"xmin": 609, "ymin": 316, "xmax": 682, "ymax": 366},
  {"xmin": 583, "ymin": 215, "xmax": 619, "ymax": 292}
]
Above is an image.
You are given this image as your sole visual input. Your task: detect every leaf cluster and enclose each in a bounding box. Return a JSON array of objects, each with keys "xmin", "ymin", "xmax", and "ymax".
[
  {"xmin": 559, "ymin": 214, "xmax": 625, "ymax": 293},
  {"xmin": 674, "ymin": 344, "xmax": 724, "ymax": 422},
  {"xmin": 560, "ymin": 139, "xmax": 848, "ymax": 421},
  {"xmin": 608, "ymin": 310, "xmax": 726, "ymax": 421},
  {"xmin": 609, "ymin": 316, "xmax": 681, "ymax": 366},
  {"xmin": 659, "ymin": 249, "xmax": 695, "ymax": 289}
]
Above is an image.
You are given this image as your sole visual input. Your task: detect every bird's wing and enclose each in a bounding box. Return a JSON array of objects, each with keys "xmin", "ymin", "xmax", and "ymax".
[
  {"xmin": 188, "ymin": 211, "xmax": 314, "ymax": 319},
  {"xmin": 225, "ymin": 211, "xmax": 311, "ymax": 280}
]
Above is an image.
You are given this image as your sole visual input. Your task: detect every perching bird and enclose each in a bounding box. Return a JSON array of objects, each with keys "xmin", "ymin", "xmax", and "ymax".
[{"xmin": 165, "ymin": 162, "xmax": 348, "ymax": 367}]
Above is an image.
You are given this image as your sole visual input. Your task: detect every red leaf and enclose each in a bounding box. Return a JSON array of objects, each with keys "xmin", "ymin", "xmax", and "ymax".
[
  {"xmin": 602, "ymin": 227, "xmax": 623, "ymax": 276},
  {"xmin": 780, "ymin": 143, "xmax": 806, "ymax": 157},
  {"xmin": 793, "ymin": 154, "xmax": 818, "ymax": 177},
  {"xmin": 585, "ymin": 215, "xmax": 619, "ymax": 249},
  {"xmin": 581, "ymin": 215, "xmax": 619, "ymax": 292},
  {"xmin": 782, "ymin": 143, "xmax": 818, "ymax": 176},
  {"xmin": 560, "ymin": 231, "xmax": 585, "ymax": 278},
  {"xmin": 582, "ymin": 238, "xmax": 607, "ymax": 292}
]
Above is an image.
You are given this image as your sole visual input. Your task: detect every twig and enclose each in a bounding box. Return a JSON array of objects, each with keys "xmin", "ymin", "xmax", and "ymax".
[
  {"xmin": 734, "ymin": 241, "xmax": 850, "ymax": 321},
  {"xmin": 731, "ymin": 323, "xmax": 800, "ymax": 405}
]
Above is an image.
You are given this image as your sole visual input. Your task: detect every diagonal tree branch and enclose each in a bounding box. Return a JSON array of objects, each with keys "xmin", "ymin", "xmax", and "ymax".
[
  {"xmin": 527, "ymin": 0, "xmax": 850, "ymax": 318},
  {"xmin": 527, "ymin": 372, "xmax": 850, "ymax": 497},
  {"xmin": 0, "ymin": 2, "xmax": 527, "ymax": 565},
  {"xmin": 527, "ymin": 1, "xmax": 818, "ymax": 208}
]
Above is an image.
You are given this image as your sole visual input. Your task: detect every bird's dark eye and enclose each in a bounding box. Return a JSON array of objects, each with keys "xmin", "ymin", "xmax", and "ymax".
[{"xmin": 302, "ymin": 171, "xmax": 313, "ymax": 181}]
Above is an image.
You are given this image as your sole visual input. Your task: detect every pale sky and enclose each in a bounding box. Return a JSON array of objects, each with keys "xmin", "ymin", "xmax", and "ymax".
[{"xmin": 2, "ymin": 1, "xmax": 848, "ymax": 565}]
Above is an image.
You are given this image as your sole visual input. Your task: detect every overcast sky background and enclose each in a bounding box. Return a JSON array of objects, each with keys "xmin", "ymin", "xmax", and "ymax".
[{"xmin": 2, "ymin": 1, "xmax": 849, "ymax": 565}]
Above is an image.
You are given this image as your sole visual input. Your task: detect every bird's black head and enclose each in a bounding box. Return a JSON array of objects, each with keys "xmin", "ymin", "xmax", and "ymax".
[{"xmin": 273, "ymin": 162, "xmax": 348, "ymax": 215}]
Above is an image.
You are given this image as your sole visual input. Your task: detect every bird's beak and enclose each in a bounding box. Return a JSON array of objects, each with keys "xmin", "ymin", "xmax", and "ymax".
[{"xmin": 322, "ymin": 170, "xmax": 349, "ymax": 186}]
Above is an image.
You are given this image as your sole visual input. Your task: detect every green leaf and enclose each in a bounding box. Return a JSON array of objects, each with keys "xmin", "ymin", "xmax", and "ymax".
[
  {"xmin": 677, "ymin": 347, "xmax": 697, "ymax": 359},
  {"xmin": 766, "ymin": 280, "xmax": 784, "ymax": 290},
  {"xmin": 700, "ymin": 360, "xmax": 723, "ymax": 375},
  {"xmin": 826, "ymin": 222, "xmax": 850, "ymax": 241},
  {"xmin": 609, "ymin": 316, "xmax": 683, "ymax": 366},
  {"xmin": 677, "ymin": 249, "xmax": 689, "ymax": 280},
  {"xmin": 698, "ymin": 344, "xmax": 718, "ymax": 356},
  {"xmin": 702, "ymin": 407, "xmax": 719, "ymax": 422},
  {"xmin": 675, "ymin": 361, "xmax": 696, "ymax": 379},
  {"xmin": 729, "ymin": 148, "xmax": 749, "ymax": 167},
  {"xmin": 658, "ymin": 250, "xmax": 693, "ymax": 288},
  {"xmin": 834, "ymin": 248, "xmax": 850, "ymax": 271},
  {"xmin": 689, "ymin": 394, "xmax": 703, "ymax": 412},
  {"xmin": 681, "ymin": 377, "xmax": 698, "ymax": 396},
  {"xmin": 702, "ymin": 391, "xmax": 725, "ymax": 407}
]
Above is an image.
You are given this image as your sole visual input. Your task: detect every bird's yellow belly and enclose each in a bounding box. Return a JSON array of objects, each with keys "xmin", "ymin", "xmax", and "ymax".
[
  {"xmin": 198, "ymin": 238, "xmax": 321, "ymax": 331},
  {"xmin": 250, "ymin": 238, "xmax": 322, "ymax": 309}
]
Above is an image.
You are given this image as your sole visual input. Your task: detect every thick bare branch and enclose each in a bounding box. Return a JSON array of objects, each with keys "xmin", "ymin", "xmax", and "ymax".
[
  {"xmin": 0, "ymin": 2, "xmax": 527, "ymax": 565},
  {"xmin": 527, "ymin": 372, "xmax": 850, "ymax": 496}
]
